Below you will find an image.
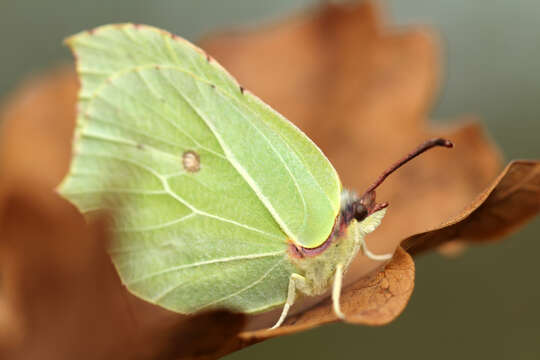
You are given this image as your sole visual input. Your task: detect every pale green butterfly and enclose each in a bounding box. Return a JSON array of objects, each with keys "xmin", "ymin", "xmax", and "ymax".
[{"xmin": 59, "ymin": 24, "xmax": 452, "ymax": 329}]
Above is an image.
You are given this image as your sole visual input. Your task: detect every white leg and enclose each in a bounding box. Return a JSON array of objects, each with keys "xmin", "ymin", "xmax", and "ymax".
[
  {"xmin": 332, "ymin": 263, "xmax": 345, "ymax": 319},
  {"xmin": 271, "ymin": 273, "xmax": 306, "ymax": 329},
  {"xmin": 271, "ymin": 303, "xmax": 290, "ymax": 330},
  {"xmin": 362, "ymin": 239, "xmax": 393, "ymax": 261}
]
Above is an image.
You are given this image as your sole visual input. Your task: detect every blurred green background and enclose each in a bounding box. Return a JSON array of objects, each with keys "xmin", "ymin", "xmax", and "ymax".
[{"xmin": 1, "ymin": 1, "xmax": 538, "ymax": 359}]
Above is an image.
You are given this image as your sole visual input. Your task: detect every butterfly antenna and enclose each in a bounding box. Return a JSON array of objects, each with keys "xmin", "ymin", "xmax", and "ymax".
[
  {"xmin": 352, "ymin": 138, "xmax": 453, "ymax": 222},
  {"xmin": 362, "ymin": 138, "xmax": 453, "ymax": 197}
]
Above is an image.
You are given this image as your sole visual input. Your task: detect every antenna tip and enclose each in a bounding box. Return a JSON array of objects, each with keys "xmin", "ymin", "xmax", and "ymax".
[{"xmin": 434, "ymin": 138, "xmax": 454, "ymax": 148}]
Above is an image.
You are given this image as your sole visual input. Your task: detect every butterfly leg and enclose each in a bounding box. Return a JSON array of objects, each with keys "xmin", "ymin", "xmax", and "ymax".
[
  {"xmin": 361, "ymin": 239, "xmax": 393, "ymax": 261},
  {"xmin": 271, "ymin": 273, "xmax": 307, "ymax": 329},
  {"xmin": 332, "ymin": 263, "xmax": 346, "ymax": 319}
]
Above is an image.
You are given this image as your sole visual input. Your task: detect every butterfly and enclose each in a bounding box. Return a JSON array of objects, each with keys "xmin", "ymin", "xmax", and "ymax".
[{"xmin": 59, "ymin": 24, "xmax": 452, "ymax": 329}]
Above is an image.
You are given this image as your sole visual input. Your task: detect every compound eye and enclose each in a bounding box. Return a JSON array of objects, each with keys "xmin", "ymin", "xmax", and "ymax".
[{"xmin": 353, "ymin": 202, "xmax": 368, "ymax": 222}]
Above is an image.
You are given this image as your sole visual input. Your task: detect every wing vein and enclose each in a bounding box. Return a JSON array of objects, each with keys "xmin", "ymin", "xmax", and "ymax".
[
  {"xmin": 160, "ymin": 180, "xmax": 282, "ymax": 239},
  {"xmin": 105, "ymin": 73, "xmax": 224, "ymax": 159},
  {"xmin": 160, "ymin": 72, "xmax": 300, "ymax": 242},
  {"xmin": 76, "ymin": 152, "xmax": 279, "ymax": 239},
  {"xmin": 85, "ymin": 112, "xmax": 194, "ymax": 153},
  {"xmin": 200, "ymin": 259, "xmax": 284, "ymax": 309},
  {"xmin": 61, "ymin": 189, "xmax": 166, "ymax": 196},
  {"xmin": 115, "ymin": 212, "xmax": 196, "ymax": 233},
  {"xmin": 82, "ymin": 131, "xmax": 182, "ymax": 161},
  {"xmin": 206, "ymin": 83, "xmax": 309, "ymax": 235},
  {"xmin": 127, "ymin": 250, "xmax": 284, "ymax": 286}
]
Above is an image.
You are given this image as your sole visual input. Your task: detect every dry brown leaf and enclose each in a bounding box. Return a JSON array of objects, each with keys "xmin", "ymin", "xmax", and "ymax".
[
  {"xmin": 149, "ymin": 310, "xmax": 246, "ymax": 360},
  {"xmin": 0, "ymin": 185, "xmax": 135, "ymax": 359},
  {"xmin": 403, "ymin": 161, "xmax": 540, "ymax": 254},
  {"xmin": 0, "ymin": 67, "xmax": 77, "ymax": 189},
  {"xmin": 0, "ymin": 1, "xmax": 537, "ymax": 358},
  {"xmin": 0, "ymin": 186, "xmax": 245, "ymax": 360}
]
